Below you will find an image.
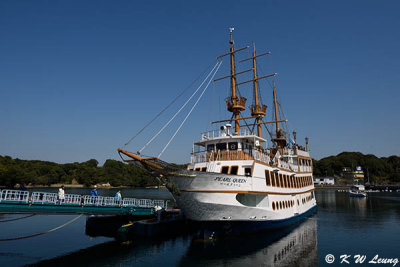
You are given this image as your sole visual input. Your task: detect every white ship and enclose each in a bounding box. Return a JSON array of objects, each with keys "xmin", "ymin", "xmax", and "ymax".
[{"xmin": 118, "ymin": 29, "xmax": 317, "ymax": 233}]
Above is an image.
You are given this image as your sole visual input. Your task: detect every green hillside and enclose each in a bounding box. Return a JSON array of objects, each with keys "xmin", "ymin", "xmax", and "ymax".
[
  {"xmin": 313, "ymin": 152, "xmax": 400, "ymax": 184},
  {"xmin": 0, "ymin": 155, "xmax": 158, "ymax": 187}
]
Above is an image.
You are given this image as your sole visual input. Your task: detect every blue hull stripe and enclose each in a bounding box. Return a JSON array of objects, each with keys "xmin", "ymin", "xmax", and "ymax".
[{"xmin": 202, "ymin": 205, "xmax": 318, "ymax": 234}]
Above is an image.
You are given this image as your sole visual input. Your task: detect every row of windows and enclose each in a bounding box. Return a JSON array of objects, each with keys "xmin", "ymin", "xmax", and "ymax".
[
  {"xmin": 220, "ymin": 166, "xmax": 252, "ymax": 176},
  {"xmin": 272, "ymin": 200, "xmax": 295, "ymax": 210},
  {"xmin": 299, "ymin": 158, "xmax": 312, "ymax": 166},
  {"xmin": 207, "ymin": 142, "xmax": 241, "ymax": 152},
  {"xmin": 194, "ymin": 167, "xmax": 207, "ymax": 172},
  {"xmin": 302, "ymin": 195, "xmax": 313, "ymax": 204},
  {"xmin": 265, "ymin": 171, "xmax": 313, "ymax": 188},
  {"xmin": 272, "ymin": 194, "xmax": 314, "ymax": 211}
]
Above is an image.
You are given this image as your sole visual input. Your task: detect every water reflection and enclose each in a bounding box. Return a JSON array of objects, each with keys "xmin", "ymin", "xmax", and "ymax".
[
  {"xmin": 35, "ymin": 217, "xmax": 318, "ymax": 267},
  {"xmin": 179, "ymin": 218, "xmax": 318, "ymax": 267}
]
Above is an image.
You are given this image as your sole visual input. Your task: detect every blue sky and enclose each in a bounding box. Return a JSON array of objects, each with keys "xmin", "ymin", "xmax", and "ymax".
[{"xmin": 1, "ymin": 0, "xmax": 399, "ymax": 164}]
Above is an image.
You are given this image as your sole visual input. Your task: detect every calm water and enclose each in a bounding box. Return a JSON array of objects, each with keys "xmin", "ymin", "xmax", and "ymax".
[{"xmin": 0, "ymin": 188, "xmax": 399, "ymax": 266}]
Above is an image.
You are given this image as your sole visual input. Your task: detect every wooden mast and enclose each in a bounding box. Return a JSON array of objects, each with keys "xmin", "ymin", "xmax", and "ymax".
[
  {"xmin": 273, "ymin": 80, "xmax": 279, "ymax": 135},
  {"xmin": 227, "ymin": 28, "xmax": 245, "ymax": 135},
  {"xmin": 250, "ymin": 41, "xmax": 267, "ymax": 138},
  {"xmin": 215, "ymin": 29, "xmax": 275, "ymax": 136},
  {"xmin": 272, "ymin": 80, "xmax": 287, "ymax": 148}
]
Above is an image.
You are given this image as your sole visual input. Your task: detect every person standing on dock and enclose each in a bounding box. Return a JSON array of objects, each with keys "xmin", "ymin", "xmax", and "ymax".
[
  {"xmin": 58, "ymin": 185, "xmax": 65, "ymax": 203},
  {"xmin": 90, "ymin": 185, "xmax": 99, "ymax": 197},
  {"xmin": 114, "ymin": 190, "xmax": 122, "ymax": 205},
  {"xmin": 114, "ymin": 190, "xmax": 121, "ymax": 201}
]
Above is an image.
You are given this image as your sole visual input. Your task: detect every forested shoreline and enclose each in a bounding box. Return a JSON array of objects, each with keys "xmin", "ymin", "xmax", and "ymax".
[
  {"xmin": 0, "ymin": 152, "xmax": 399, "ymax": 187},
  {"xmin": 313, "ymin": 152, "xmax": 400, "ymax": 184},
  {"xmin": 0, "ymin": 156, "xmax": 159, "ymax": 187}
]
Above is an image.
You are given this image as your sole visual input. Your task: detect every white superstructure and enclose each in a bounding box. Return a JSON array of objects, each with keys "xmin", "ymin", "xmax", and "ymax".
[{"xmin": 169, "ymin": 128, "xmax": 316, "ymax": 222}]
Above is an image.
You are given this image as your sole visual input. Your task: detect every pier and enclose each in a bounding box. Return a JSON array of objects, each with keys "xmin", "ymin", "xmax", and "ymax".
[{"xmin": 0, "ymin": 189, "xmax": 166, "ymax": 216}]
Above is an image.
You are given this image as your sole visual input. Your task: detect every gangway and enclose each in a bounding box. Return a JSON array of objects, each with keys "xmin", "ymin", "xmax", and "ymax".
[{"xmin": 0, "ymin": 189, "xmax": 166, "ymax": 216}]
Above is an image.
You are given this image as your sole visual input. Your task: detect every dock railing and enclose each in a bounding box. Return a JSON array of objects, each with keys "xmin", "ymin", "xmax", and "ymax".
[
  {"xmin": 0, "ymin": 189, "xmax": 166, "ymax": 209},
  {"xmin": 0, "ymin": 190, "xmax": 29, "ymax": 204}
]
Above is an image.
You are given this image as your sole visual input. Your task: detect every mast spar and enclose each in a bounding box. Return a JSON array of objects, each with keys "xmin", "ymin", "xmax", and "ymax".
[
  {"xmin": 272, "ymin": 80, "xmax": 287, "ymax": 149},
  {"xmin": 250, "ymin": 41, "xmax": 267, "ymax": 138},
  {"xmin": 227, "ymin": 28, "xmax": 246, "ymax": 135},
  {"xmin": 214, "ymin": 29, "xmax": 276, "ymax": 138}
]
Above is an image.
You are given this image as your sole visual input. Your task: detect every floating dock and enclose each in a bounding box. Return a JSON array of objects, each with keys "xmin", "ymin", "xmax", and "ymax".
[{"xmin": 0, "ymin": 189, "xmax": 166, "ymax": 216}]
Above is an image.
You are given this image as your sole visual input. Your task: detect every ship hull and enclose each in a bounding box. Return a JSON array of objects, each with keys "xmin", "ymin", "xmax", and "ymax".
[
  {"xmin": 167, "ymin": 170, "xmax": 317, "ymax": 233},
  {"xmin": 199, "ymin": 205, "xmax": 317, "ymax": 235}
]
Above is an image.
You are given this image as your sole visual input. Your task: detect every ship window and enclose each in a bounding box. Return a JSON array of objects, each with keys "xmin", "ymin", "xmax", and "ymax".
[
  {"xmin": 276, "ymin": 174, "xmax": 281, "ymax": 187},
  {"xmin": 265, "ymin": 170, "xmax": 271, "ymax": 186},
  {"xmin": 271, "ymin": 172, "xmax": 276, "ymax": 187},
  {"xmin": 236, "ymin": 194, "xmax": 268, "ymax": 207},
  {"xmin": 207, "ymin": 144, "xmax": 214, "ymax": 152},
  {"xmin": 272, "ymin": 202, "xmax": 276, "ymax": 210},
  {"xmin": 311, "ymin": 191, "xmax": 315, "ymax": 198},
  {"xmin": 221, "ymin": 166, "xmax": 229, "ymax": 174},
  {"xmin": 195, "ymin": 168, "xmax": 201, "ymax": 171},
  {"xmin": 201, "ymin": 167, "xmax": 207, "ymax": 172},
  {"xmin": 279, "ymin": 174, "xmax": 283, "ymax": 188},
  {"xmin": 216, "ymin": 143, "xmax": 227, "ymax": 151},
  {"xmin": 244, "ymin": 167, "xmax": 252, "ymax": 177},
  {"xmin": 230, "ymin": 166, "xmax": 238, "ymax": 175},
  {"xmin": 228, "ymin": 142, "xmax": 238, "ymax": 151}
]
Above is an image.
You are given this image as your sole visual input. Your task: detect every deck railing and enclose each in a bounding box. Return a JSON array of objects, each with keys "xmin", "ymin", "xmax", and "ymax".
[
  {"xmin": 200, "ymin": 129, "xmax": 253, "ymax": 140},
  {"xmin": 191, "ymin": 149, "xmax": 270, "ymax": 164},
  {"xmin": 0, "ymin": 189, "xmax": 166, "ymax": 209}
]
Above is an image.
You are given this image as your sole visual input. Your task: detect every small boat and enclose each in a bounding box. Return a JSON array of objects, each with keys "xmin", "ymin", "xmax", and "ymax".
[{"xmin": 349, "ymin": 185, "xmax": 367, "ymax": 197}]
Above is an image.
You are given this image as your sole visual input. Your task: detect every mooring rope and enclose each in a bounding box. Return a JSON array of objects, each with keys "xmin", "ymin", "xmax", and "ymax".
[
  {"xmin": 0, "ymin": 214, "xmax": 83, "ymax": 242},
  {"xmin": 0, "ymin": 214, "xmax": 35, "ymax": 223}
]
